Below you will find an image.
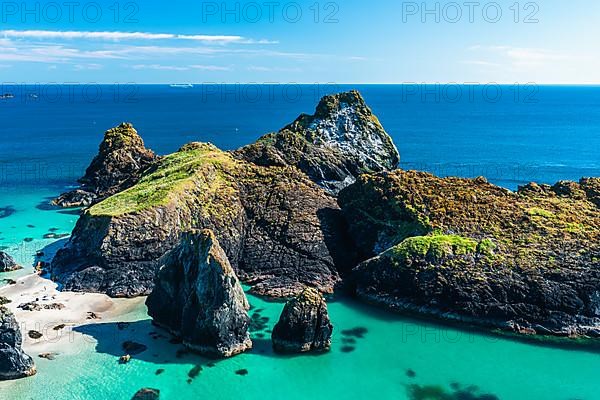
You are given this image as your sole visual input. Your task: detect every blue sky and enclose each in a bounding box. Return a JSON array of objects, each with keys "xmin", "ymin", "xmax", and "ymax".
[{"xmin": 0, "ymin": 0, "xmax": 599, "ymax": 83}]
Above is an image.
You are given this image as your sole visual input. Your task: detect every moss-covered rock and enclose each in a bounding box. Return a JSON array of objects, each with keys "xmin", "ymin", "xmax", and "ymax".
[
  {"xmin": 341, "ymin": 170, "xmax": 600, "ymax": 337},
  {"xmin": 51, "ymin": 142, "xmax": 353, "ymax": 297},
  {"xmin": 53, "ymin": 123, "xmax": 157, "ymax": 208}
]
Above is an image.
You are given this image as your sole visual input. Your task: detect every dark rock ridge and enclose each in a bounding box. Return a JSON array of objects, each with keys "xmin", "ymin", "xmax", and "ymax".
[
  {"xmin": 53, "ymin": 123, "xmax": 157, "ymax": 207},
  {"xmin": 0, "ymin": 299, "xmax": 36, "ymax": 380},
  {"xmin": 0, "ymin": 252, "xmax": 21, "ymax": 272},
  {"xmin": 236, "ymin": 90, "xmax": 399, "ymax": 194},
  {"xmin": 339, "ymin": 170, "xmax": 600, "ymax": 337},
  {"xmin": 272, "ymin": 287, "xmax": 333, "ymax": 353},
  {"xmin": 146, "ymin": 229, "xmax": 252, "ymax": 357},
  {"xmin": 51, "ymin": 93, "xmax": 388, "ymax": 297},
  {"xmin": 131, "ymin": 388, "xmax": 160, "ymax": 400}
]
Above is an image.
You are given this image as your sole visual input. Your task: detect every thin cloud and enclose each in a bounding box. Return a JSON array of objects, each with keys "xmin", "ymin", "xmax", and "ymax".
[
  {"xmin": 467, "ymin": 45, "xmax": 567, "ymax": 69},
  {"xmin": 131, "ymin": 64, "xmax": 231, "ymax": 72},
  {"xmin": 0, "ymin": 30, "xmax": 245, "ymax": 43}
]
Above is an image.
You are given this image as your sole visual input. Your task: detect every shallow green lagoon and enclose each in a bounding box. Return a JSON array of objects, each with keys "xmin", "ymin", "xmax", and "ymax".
[{"xmin": 1, "ymin": 190, "xmax": 600, "ymax": 400}]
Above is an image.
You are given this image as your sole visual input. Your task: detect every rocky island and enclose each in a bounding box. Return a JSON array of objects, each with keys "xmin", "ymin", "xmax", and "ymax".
[{"xmin": 45, "ymin": 89, "xmax": 600, "ymax": 348}]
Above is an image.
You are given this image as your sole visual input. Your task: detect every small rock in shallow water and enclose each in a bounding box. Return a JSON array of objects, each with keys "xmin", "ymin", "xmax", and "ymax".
[
  {"xmin": 406, "ymin": 369, "xmax": 417, "ymax": 378},
  {"xmin": 28, "ymin": 330, "xmax": 43, "ymax": 339},
  {"xmin": 117, "ymin": 322, "xmax": 130, "ymax": 330},
  {"xmin": 188, "ymin": 365, "xmax": 202, "ymax": 379},
  {"xmin": 235, "ymin": 369, "xmax": 248, "ymax": 376},
  {"xmin": 38, "ymin": 353, "xmax": 57, "ymax": 360},
  {"xmin": 155, "ymin": 369, "xmax": 164, "ymax": 375},
  {"xmin": 341, "ymin": 327, "xmax": 368, "ymax": 339},
  {"xmin": 119, "ymin": 354, "xmax": 131, "ymax": 364},
  {"xmin": 131, "ymin": 388, "xmax": 160, "ymax": 400}
]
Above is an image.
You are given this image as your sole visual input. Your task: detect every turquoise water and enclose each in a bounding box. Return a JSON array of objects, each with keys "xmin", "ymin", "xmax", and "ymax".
[{"xmin": 1, "ymin": 190, "xmax": 600, "ymax": 399}]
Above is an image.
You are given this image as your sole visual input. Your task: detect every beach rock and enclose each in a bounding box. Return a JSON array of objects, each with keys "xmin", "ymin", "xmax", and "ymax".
[
  {"xmin": 0, "ymin": 251, "xmax": 21, "ymax": 272},
  {"xmin": 272, "ymin": 287, "xmax": 333, "ymax": 353},
  {"xmin": 131, "ymin": 388, "xmax": 160, "ymax": 400},
  {"xmin": 53, "ymin": 123, "xmax": 157, "ymax": 208},
  {"xmin": 52, "ymin": 141, "xmax": 353, "ymax": 298},
  {"xmin": 340, "ymin": 170, "xmax": 600, "ymax": 337},
  {"xmin": 119, "ymin": 354, "xmax": 131, "ymax": 364},
  {"xmin": 27, "ymin": 330, "xmax": 43, "ymax": 339},
  {"xmin": 146, "ymin": 230, "xmax": 252, "ymax": 358},
  {"xmin": 237, "ymin": 90, "xmax": 399, "ymax": 194},
  {"xmin": 0, "ymin": 300, "xmax": 36, "ymax": 380}
]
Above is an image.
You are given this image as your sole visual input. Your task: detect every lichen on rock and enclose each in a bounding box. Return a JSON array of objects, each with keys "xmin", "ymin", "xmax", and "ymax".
[
  {"xmin": 236, "ymin": 90, "xmax": 399, "ymax": 193},
  {"xmin": 146, "ymin": 229, "xmax": 252, "ymax": 358},
  {"xmin": 272, "ymin": 287, "xmax": 333, "ymax": 353}
]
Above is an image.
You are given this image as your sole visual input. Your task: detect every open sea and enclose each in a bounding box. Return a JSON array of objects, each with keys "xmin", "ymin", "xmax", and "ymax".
[{"xmin": 1, "ymin": 85, "xmax": 599, "ymax": 400}]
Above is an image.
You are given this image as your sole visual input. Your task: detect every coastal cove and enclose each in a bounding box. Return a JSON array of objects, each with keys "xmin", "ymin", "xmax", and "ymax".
[{"xmin": 1, "ymin": 86, "xmax": 600, "ymax": 400}]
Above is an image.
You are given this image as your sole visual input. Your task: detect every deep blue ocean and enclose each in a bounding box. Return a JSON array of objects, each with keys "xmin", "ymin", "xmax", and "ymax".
[{"xmin": 1, "ymin": 84, "xmax": 599, "ymax": 192}]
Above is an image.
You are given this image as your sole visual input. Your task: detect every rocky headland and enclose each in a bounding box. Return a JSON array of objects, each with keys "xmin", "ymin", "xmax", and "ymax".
[
  {"xmin": 0, "ymin": 252, "xmax": 21, "ymax": 272},
  {"xmin": 339, "ymin": 171, "xmax": 600, "ymax": 337},
  {"xmin": 46, "ymin": 90, "xmax": 600, "ymax": 340}
]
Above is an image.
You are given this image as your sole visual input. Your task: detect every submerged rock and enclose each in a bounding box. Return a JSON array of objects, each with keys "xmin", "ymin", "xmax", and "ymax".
[
  {"xmin": 146, "ymin": 229, "xmax": 252, "ymax": 358},
  {"xmin": 340, "ymin": 170, "xmax": 600, "ymax": 337},
  {"xmin": 53, "ymin": 123, "xmax": 157, "ymax": 208},
  {"xmin": 272, "ymin": 287, "xmax": 333, "ymax": 353},
  {"xmin": 237, "ymin": 90, "xmax": 399, "ymax": 194},
  {"xmin": 131, "ymin": 388, "xmax": 160, "ymax": 400},
  {"xmin": 0, "ymin": 300, "xmax": 36, "ymax": 380},
  {"xmin": 0, "ymin": 251, "xmax": 21, "ymax": 272}
]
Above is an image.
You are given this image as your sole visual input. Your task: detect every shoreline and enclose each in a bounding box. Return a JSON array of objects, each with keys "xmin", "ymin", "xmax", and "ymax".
[{"xmin": 0, "ymin": 273, "xmax": 146, "ymax": 359}]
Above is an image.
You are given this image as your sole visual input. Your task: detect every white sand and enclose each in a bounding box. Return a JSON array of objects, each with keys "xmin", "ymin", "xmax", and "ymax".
[{"xmin": 0, "ymin": 274, "xmax": 146, "ymax": 356}]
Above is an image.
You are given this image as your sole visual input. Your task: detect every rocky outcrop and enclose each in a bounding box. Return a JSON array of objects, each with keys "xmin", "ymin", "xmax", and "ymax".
[
  {"xmin": 236, "ymin": 90, "xmax": 399, "ymax": 193},
  {"xmin": 53, "ymin": 123, "xmax": 157, "ymax": 208},
  {"xmin": 51, "ymin": 142, "xmax": 353, "ymax": 298},
  {"xmin": 0, "ymin": 252, "xmax": 21, "ymax": 272},
  {"xmin": 340, "ymin": 170, "xmax": 600, "ymax": 337},
  {"xmin": 146, "ymin": 230, "xmax": 252, "ymax": 357},
  {"xmin": 0, "ymin": 299, "xmax": 36, "ymax": 380},
  {"xmin": 272, "ymin": 287, "xmax": 333, "ymax": 353}
]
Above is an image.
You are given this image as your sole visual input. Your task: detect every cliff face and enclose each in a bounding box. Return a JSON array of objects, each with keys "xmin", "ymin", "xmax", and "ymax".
[
  {"xmin": 52, "ymin": 142, "xmax": 352, "ymax": 297},
  {"xmin": 236, "ymin": 90, "xmax": 399, "ymax": 194},
  {"xmin": 0, "ymin": 300, "xmax": 36, "ymax": 381},
  {"xmin": 146, "ymin": 230, "xmax": 252, "ymax": 357},
  {"xmin": 53, "ymin": 123, "xmax": 157, "ymax": 207},
  {"xmin": 339, "ymin": 171, "xmax": 600, "ymax": 336}
]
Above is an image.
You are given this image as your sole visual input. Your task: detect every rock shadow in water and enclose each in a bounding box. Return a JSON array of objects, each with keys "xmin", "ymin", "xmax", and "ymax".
[
  {"xmin": 0, "ymin": 205, "xmax": 16, "ymax": 218},
  {"xmin": 406, "ymin": 383, "xmax": 500, "ymax": 400}
]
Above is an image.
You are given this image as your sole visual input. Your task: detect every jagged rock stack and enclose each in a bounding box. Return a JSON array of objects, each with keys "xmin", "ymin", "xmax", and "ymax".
[
  {"xmin": 0, "ymin": 252, "xmax": 21, "ymax": 272},
  {"xmin": 146, "ymin": 229, "xmax": 252, "ymax": 358},
  {"xmin": 0, "ymin": 299, "xmax": 36, "ymax": 380},
  {"xmin": 272, "ymin": 287, "xmax": 333, "ymax": 353},
  {"xmin": 53, "ymin": 122, "xmax": 157, "ymax": 208}
]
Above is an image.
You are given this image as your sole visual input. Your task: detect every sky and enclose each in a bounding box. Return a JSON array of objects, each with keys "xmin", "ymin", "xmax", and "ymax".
[{"xmin": 0, "ymin": 0, "xmax": 599, "ymax": 84}]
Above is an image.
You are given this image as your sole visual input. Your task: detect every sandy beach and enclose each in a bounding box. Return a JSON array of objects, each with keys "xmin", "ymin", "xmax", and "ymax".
[{"xmin": 0, "ymin": 273, "xmax": 146, "ymax": 357}]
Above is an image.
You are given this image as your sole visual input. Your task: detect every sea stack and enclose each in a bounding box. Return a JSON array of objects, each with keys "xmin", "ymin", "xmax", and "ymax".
[
  {"xmin": 272, "ymin": 287, "xmax": 333, "ymax": 353},
  {"xmin": 53, "ymin": 122, "xmax": 157, "ymax": 207},
  {"xmin": 236, "ymin": 90, "xmax": 400, "ymax": 193},
  {"xmin": 0, "ymin": 299, "xmax": 36, "ymax": 380},
  {"xmin": 146, "ymin": 230, "xmax": 252, "ymax": 358},
  {"xmin": 0, "ymin": 252, "xmax": 21, "ymax": 272}
]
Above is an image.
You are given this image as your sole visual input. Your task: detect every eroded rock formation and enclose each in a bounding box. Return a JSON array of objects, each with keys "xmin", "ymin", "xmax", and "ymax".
[
  {"xmin": 272, "ymin": 287, "xmax": 333, "ymax": 353},
  {"xmin": 146, "ymin": 230, "xmax": 252, "ymax": 357},
  {"xmin": 0, "ymin": 299, "xmax": 36, "ymax": 380}
]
